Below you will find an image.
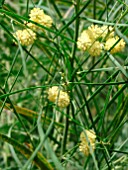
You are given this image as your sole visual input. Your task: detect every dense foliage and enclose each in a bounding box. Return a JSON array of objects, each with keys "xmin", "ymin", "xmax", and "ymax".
[{"xmin": 0, "ymin": 0, "xmax": 128, "ymax": 169}]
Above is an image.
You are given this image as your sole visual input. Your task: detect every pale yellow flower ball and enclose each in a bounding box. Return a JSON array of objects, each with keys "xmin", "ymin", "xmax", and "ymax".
[
  {"xmin": 105, "ymin": 36, "xmax": 125, "ymax": 54},
  {"xmin": 79, "ymin": 129, "xmax": 96, "ymax": 156},
  {"xmin": 56, "ymin": 91, "xmax": 70, "ymax": 108},
  {"xmin": 77, "ymin": 30, "xmax": 92, "ymax": 51},
  {"xmin": 47, "ymin": 86, "xmax": 59, "ymax": 102},
  {"xmin": 14, "ymin": 29, "xmax": 36, "ymax": 46},
  {"xmin": 47, "ymin": 86, "xmax": 70, "ymax": 108},
  {"xmin": 29, "ymin": 8, "xmax": 45, "ymax": 21},
  {"xmin": 77, "ymin": 26, "xmax": 103, "ymax": 56},
  {"xmin": 28, "ymin": 7, "xmax": 53, "ymax": 30},
  {"xmin": 41, "ymin": 14, "xmax": 53, "ymax": 28},
  {"xmin": 88, "ymin": 41, "xmax": 103, "ymax": 57},
  {"xmin": 87, "ymin": 24, "xmax": 102, "ymax": 40}
]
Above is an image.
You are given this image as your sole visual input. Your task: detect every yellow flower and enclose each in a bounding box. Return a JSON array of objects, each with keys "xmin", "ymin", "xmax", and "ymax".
[
  {"xmin": 77, "ymin": 29, "xmax": 103, "ymax": 56},
  {"xmin": 28, "ymin": 7, "xmax": 53, "ymax": 30},
  {"xmin": 41, "ymin": 14, "xmax": 53, "ymax": 28},
  {"xmin": 77, "ymin": 24, "xmax": 117, "ymax": 56},
  {"xmin": 105, "ymin": 36, "xmax": 125, "ymax": 54},
  {"xmin": 88, "ymin": 41, "xmax": 103, "ymax": 57},
  {"xmin": 56, "ymin": 91, "xmax": 70, "ymax": 108},
  {"xmin": 77, "ymin": 30, "xmax": 92, "ymax": 51},
  {"xmin": 47, "ymin": 86, "xmax": 70, "ymax": 108},
  {"xmin": 87, "ymin": 24, "xmax": 102, "ymax": 40},
  {"xmin": 100, "ymin": 25, "xmax": 114, "ymax": 39},
  {"xmin": 77, "ymin": 25, "xmax": 104, "ymax": 56},
  {"xmin": 79, "ymin": 129, "xmax": 96, "ymax": 156},
  {"xmin": 29, "ymin": 8, "xmax": 45, "ymax": 21},
  {"xmin": 14, "ymin": 29, "xmax": 36, "ymax": 46},
  {"xmin": 47, "ymin": 86, "xmax": 59, "ymax": 102}
]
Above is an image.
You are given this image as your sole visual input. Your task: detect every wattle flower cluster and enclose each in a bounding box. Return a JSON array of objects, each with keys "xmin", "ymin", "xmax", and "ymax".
[
  {"xmin": 105, "ymin": 36, "xmax": 126, "ymax": 54},
  {"xmin": 79, "ymin": 129, "xmax": 96, "ymax": 156},
  {"xmin": 13, "ymin": 8, "xmax": 53, "ymax": 46},
  {"xmin": 77, "ymin": 25, "xmax": 125, "ymax": 56},
  {"xmin": 27, "ymin": 8, "xmax": 53, "ymax": 30},
  {"xmin": 47, "ymin": 86, "xmax": 70, "ymax": 108},
  {"xmin": 14, "ymin": 29, "xmax": 36, "ymax": 46}
]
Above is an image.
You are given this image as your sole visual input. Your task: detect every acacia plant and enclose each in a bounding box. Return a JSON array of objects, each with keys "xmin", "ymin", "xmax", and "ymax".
[{"xmin": 0, "ymin": 0, "xmax": 128, "ymax": 169}]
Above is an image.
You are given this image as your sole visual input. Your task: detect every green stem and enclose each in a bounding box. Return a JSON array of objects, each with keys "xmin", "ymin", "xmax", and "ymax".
[
  {"xmin": 93, "ymin": 0, "xmax": 96, "ymax": 20},
  {"xmin": 61, "ymin": 106, "xmax": 70, "ymax": 156},
  {"xmin": 0, "ymin": 133, "xmax": 53, "ymax": 170},
  {"xmin": 54, "ymin": 0, "xmax": 91, "ymax": 38}
]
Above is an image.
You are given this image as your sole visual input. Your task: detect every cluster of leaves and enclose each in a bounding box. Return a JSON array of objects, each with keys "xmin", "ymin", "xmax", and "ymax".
[{"xmin": 0, "ymin": 0, "xmax": 128, "ymax": 169}]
